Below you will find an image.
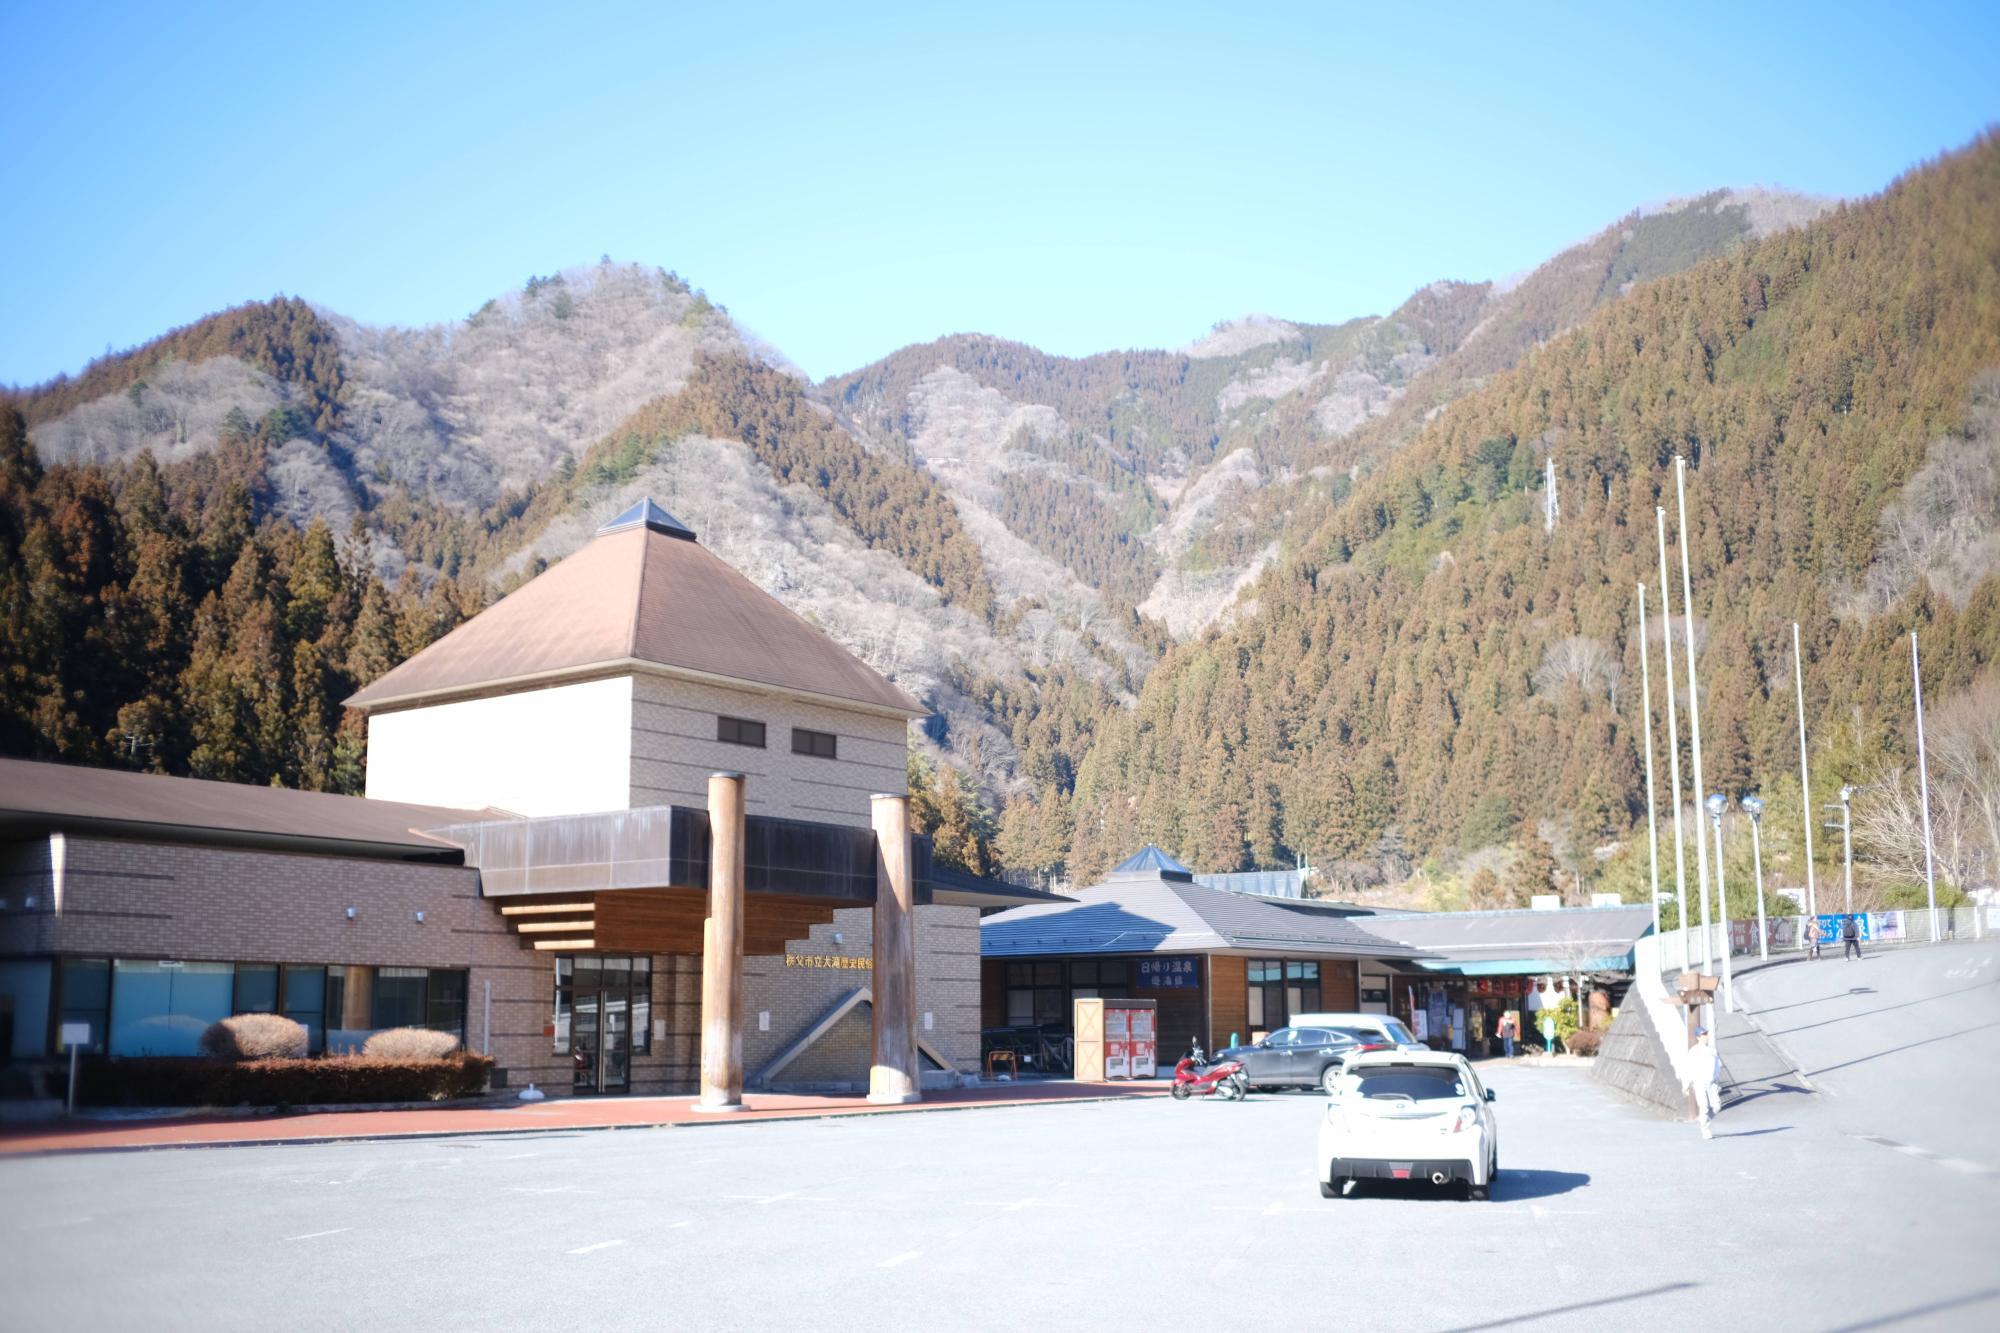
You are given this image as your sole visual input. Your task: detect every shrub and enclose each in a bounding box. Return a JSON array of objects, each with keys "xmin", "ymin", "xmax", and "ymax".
[
  {"xmin": 78, "ymin": 1053, "xmax": 494, "ymax": 1107},
  {"xmin": 198, "ymin": 1013, "xmax": 309, "ymax": 1062},
  {"xmin": 360, "ymin": 1027, "xmax": 460, "ymax": 1061},
  {"xmin": 1563, "ymin": 1028, "xmax": 1603, "ymax": 1057}
]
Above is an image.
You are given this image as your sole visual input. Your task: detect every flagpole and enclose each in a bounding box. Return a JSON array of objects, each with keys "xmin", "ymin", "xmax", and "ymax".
[
  {"xmin": 1912, "ymin": 631, "xmax": 1940, "ymax": 942},
  {"xmin": 1676, "ymin": 456, "xmax": 1728, "ymax": 1012},
  {"xmin": 1655, "ymin": 507, "xmax": 1692, "ymax": 975},
  {"xmin": 1792, "ymin": 623, "xmax": 1819, "ymax": 925},
  {"xmin": 1637, "ymin": 582, "xmax": 1664, "ymax": 941}
]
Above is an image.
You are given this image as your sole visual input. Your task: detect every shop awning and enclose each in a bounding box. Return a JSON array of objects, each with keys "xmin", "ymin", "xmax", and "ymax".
[{"xmin": 1413, "ymin": 951, "xmax": 1637, "ymax": 977}]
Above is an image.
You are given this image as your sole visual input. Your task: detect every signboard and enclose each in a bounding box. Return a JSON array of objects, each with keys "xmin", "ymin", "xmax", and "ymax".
[
  {"xmin": 1817, "ymin": 914, "xmax": 1870, "ymax": 941},
  {"xmin": 1137, "ymin": 958, "xmax": 1200, "ymax": 989},
  {"xmin": 60, "ymin": 1021, "xmax": 90, "ymax": 1049},
  {"xmin": 785, "ymin": 954, "xmax": 871, "ymax": 971}
]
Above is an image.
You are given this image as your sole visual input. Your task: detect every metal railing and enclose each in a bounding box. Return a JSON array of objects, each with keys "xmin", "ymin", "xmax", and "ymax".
[{"xmin": 1657, "ymin": 906, "xmax": 1990, "ymax": 976}]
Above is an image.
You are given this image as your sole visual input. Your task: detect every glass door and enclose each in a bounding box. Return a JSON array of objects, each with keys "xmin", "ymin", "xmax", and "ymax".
[
  {"xmin": 566, "ymin": 961, "xmax": 631, "ymax": 1096},
  {"xmin": 571, "ymin": 983, "xmax": 600, "ymax": 1094}
]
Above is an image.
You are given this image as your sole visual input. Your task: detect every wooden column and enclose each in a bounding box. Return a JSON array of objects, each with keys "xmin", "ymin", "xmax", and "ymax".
[
  {"xmin": 696, "ymin": 772, "xmax": 747, "ymax": 1112},
  {"xmin": 868, "ymin": 793, "xmax": 921, "ymax": 1104}
]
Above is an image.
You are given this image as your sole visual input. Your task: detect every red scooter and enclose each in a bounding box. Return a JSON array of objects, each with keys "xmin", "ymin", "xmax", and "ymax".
[{"xmin": 1170, "ymin": 1042, "xmax": 1248, "ymax": 1101}]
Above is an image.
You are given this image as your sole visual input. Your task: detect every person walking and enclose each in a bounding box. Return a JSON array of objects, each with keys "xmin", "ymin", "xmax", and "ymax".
[
  {"xmin": 1497, "ymin": 1011, "xmax": 1517, "ymax": 1059},
  {"xmin": 1842, "ymin": 914, "xmax": 1863, "ymax": 961},
  {"xmin": 1689, "ymin": 1025, "xmax": 1723, "ymax": 1139},
  {"xmin": 1800, "ymin": 915, "xmax": 1821, "ymax": 960}
]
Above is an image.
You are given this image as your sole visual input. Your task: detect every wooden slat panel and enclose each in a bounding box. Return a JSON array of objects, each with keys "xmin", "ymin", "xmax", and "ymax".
[
  {"xmin": 531, "ymin": 937, "xmax": 596, "ymax": 951},
  {"xmin": 1323, "ymin": 959, "xmax": 1360, "ymax": 1012},
  {"xmin": 1210, "ymin": 955, "xmax": 1248, "ymax": 1049},
  {"xmin": 514, "ymin": 919, "xmax": 597, "ymax": 933},
  {"xmin": 499, "ymin": 901, "xmax": 596, "ymax": 916}
]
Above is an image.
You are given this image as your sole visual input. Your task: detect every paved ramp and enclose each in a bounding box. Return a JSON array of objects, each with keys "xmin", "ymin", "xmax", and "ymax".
[{"xmin": 1737, "ymin": 939, "xmax": 2000, "ymax": 1172}]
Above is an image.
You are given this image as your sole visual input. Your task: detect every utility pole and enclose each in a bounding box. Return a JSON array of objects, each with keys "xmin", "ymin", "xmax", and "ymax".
[
  {"xmin": 1792, "ymin": 623, "xmax": 1820, "ymax": 925},
  {"xmin": 1675, "ymin": 458, "xmax": 1715, "ymax": 976},
  {"xmin": 1637, "ymin": 583, "xmax": 1664, "ymax": 940},
  {"xmin": 1655, "ymin": 509, "xmax": 1692, "ymax": 973},
  {"xmin": 1912, "ymin": 631, "xmax": 1940, "ymax": 942}
]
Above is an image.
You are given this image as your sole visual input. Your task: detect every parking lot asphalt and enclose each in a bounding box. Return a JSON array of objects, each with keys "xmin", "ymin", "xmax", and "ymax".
[{"xmin": 2, "ymin": 1041, "xmax": 1994, "ymax": 1333}]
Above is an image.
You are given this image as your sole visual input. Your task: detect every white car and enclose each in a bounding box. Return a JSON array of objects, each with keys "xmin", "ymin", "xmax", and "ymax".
[
  {"xmin": 1286, "ymin": 1012, "xmax": 1426, "ymax": 1051},
  {"xmin": 1317, "ymin": 1050, "xmax": 1499, "ymax": 1200}
]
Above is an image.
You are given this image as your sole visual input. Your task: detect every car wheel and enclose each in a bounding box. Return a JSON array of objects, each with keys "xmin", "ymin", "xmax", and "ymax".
[
  {"xmin": 1321, "ymin": 1065, "xmax": 1342, "ymax": 1095},
  {"xmin": 1320, "ymin": 1177, "xmax": 1345, "ymax": 1199}
]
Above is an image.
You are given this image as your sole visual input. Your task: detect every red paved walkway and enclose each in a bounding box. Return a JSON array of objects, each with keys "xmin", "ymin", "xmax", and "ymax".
[{"xmin": 0, "ymin": 1081, "xmax": 1168, "ymax": 1155}]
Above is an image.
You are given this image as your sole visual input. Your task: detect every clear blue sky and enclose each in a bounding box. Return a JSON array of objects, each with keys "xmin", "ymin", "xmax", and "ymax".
[{"xmin": 2, "ymin": 1, "xmax": 1995, "ymax": 385}]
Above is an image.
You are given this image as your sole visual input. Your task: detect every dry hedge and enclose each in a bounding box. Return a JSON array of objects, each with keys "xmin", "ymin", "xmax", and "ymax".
[
  {"xmin": 79, "ymin": 1053, "xmax": 495, "ymax": 1107},
  {"xmin": 198, "ymin": 1013, "xmax": 309, "ymax": 1061},
  {"xmin": 360, "ymin": 1027, "xmax": 460, "ymax": 1061}
]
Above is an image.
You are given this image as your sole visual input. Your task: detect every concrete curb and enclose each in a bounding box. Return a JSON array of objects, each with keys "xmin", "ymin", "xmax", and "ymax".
[{"xmin": 0, "ymin": 1089, "xmax": 1172, "ymax": 1158}]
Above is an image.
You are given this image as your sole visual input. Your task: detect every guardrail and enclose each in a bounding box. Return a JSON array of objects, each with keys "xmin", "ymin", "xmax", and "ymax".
[{"xmin": 1656, "ymin": 906, "xmax": 1991, "ymax": 975}]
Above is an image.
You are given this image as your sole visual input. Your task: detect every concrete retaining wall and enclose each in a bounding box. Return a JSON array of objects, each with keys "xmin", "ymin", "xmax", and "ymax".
[{"xmin": 1591, "ymin": 936, "xmax": 1690, "ymax": 1119}]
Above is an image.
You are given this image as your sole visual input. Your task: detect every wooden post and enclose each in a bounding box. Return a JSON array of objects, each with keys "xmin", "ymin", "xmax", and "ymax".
[
  {"xmin": 696, "ymin": 772, "xmax": 747, "ymax": 1112},
  {"xmin": 869, "ymin": 793, "xmax": 921, "ymax": 1104}
]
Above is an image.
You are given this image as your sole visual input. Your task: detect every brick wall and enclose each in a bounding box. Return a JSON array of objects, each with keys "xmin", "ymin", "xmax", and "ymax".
[
  {"xmin": 629, "ymin": 674, "xmax": 908, "ymax": 828},
  {"xmin": 3, "ymin": 833, "xmax": 972, "ymax": 1101}
]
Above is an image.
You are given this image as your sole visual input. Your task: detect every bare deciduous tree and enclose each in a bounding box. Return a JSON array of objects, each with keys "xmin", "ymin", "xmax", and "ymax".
[{"xmin": 1532, "ymin": 636, "xmax": 1621, "ymax": 702}]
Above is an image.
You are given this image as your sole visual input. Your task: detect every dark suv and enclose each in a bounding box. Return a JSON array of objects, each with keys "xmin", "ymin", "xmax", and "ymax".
[{"xmin": 1217, "ymin": 1027, "xmax": 1372, "ymax": 1094}]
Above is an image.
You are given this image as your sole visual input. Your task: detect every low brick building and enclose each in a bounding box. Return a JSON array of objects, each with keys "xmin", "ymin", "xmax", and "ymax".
[{"xmin": 0, "ymin": 499, "xmax": 1047, "ymax": 1101}]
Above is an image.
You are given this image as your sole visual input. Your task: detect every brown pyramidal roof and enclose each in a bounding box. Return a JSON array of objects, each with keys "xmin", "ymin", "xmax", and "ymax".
[{"xmin": 346, "ymin": 500, "xmax": 925, "ymax": 716}]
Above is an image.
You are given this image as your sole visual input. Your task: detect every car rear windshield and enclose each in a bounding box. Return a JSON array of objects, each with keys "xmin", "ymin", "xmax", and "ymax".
[
  {"xmin": 1354, "ymin": 1069, "xmax": 1466, "ymax": 1101},
  {"xmin": 1381, "ymin": 1019, "xmax": 1418, "ymax": 1045},
  {"xmin": 1335, "ymin": 1027, "xmax": 1386, "ymax": 1044}
]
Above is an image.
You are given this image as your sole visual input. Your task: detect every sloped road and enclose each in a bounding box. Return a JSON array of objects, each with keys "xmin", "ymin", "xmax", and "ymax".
[{"xmin": 1737, "ymin": 938, "xmax": 2000, "ymax": 1174}]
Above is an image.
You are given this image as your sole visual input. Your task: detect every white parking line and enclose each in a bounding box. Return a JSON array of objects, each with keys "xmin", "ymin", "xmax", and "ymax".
[
  {"xmin": 879, "ymin": 1250, "xmax": 922, "ymax": 1268},
  {"xmin": 567, "ymin": 1240, "xmax": 626, "ymax": 1255},
  {"xmin": 286, "ymin": 1228, "xmax": 351, "ymax": 1242}
]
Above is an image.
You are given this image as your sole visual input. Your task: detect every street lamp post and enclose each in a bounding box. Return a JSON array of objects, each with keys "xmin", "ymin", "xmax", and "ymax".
[
  {"xmin": 1742, "ymin": 794, "xmax": 1768, "ymax": 961},
  {"xmin": 1838, "ymin": 784, "xmax": 1855, "ymax": 917},
  {"xmin": 1706, "ymin": 792, "xmax": 1736, "ymax": 1013}
]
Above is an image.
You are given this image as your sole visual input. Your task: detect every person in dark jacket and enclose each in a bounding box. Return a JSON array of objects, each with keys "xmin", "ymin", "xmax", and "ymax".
[{"xmin": 1842, "ymin": 914, "xmax": 1863, "ymax": 960}]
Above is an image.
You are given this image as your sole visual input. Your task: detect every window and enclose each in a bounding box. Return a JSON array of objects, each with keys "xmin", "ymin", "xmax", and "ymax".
[
  {"xmin": 0, "ymin": 959, "xmax": 53, "ymax": 1061},
  {"xmin": 372, "ymin": 967, "xmax": 430, "ymax": 1031},
  {"xmin": 426, "ymin": 969, "xmax": 468, "ymax": 1037},
  {"xmin": 233, "ymin": 964, "xmax": 279, "ymax": 1015},
  {"xmin": 717, "ymin": 716, "xmax": 766, "ymax": 748},
  {"xmin": 791, "ymin": 727, "xmax": 838, "ymax": 759},
  {"xmin": 283, "ymin": 966, "xmax": 327, "ymax": 1054},
  {"xmin": 110, "ymin": 960, "xmax": 233, "ymax": 1057},
  {"xmin": 1247, "ymin": 958, "xmax": 1322, "ymax": 1033},
  {"xmin": 57, "ymin": 959, "xmax": 109, "ymax": 1056}
]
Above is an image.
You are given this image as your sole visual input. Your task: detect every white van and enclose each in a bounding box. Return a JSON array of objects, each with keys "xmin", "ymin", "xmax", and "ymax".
[{"xmin": 1288, "ymin": 1012, "xmax": 1426, "ymax": 1051}]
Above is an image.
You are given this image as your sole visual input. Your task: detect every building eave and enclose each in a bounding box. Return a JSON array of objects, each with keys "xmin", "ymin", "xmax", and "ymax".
[{"xmin": 347, "ymin": 656, "xmax": 928, "ymax": 721}]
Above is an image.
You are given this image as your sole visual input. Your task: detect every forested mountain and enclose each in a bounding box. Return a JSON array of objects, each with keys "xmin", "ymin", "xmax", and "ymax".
[
  {"xmin": 1040, "ymin": 136, "xmax": 2000, "ymax": 901},
  {"xmin": 6, "ymin": 143, "xmax": 1989, "ymax": 902}
]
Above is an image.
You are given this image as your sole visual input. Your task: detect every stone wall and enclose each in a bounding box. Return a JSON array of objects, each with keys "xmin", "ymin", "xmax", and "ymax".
[{"xmin": 1592, "ymin": 992, "xmax": 1689, "ymax": 1119}]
